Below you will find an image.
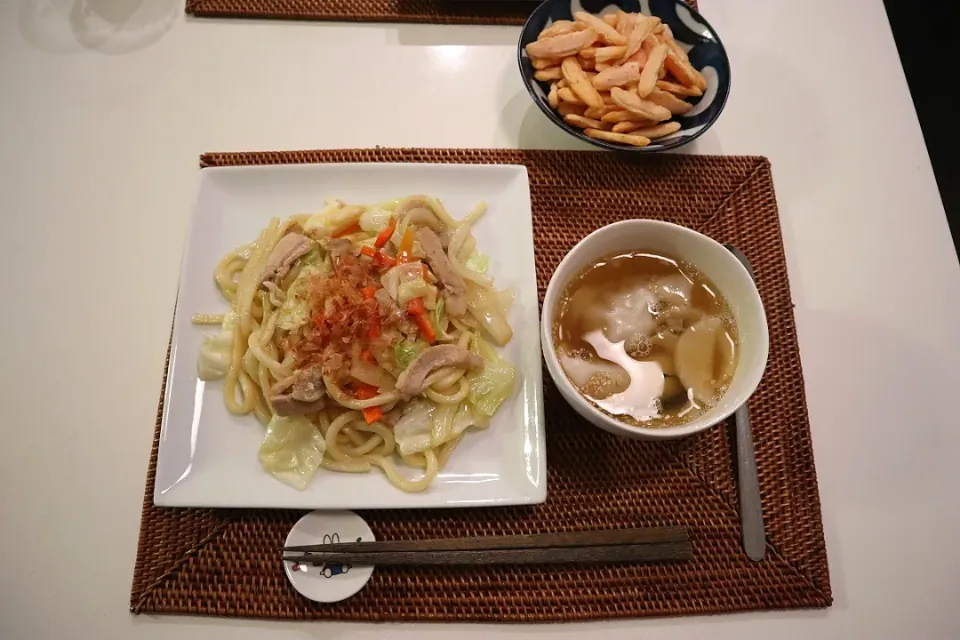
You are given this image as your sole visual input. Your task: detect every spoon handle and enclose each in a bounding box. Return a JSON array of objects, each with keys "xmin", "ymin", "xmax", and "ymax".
[
  {"xmin": 723, "ymin": 243, "xmax": 767, "ymax": 562},
  {"xmin": 735, "ymin": 402, "xmax": 766, "ymax": 561}
]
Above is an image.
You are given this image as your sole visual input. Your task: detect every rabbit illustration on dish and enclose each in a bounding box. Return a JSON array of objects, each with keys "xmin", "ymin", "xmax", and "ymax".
[{"xmin": 319, "ymin": 533, "xmax": 351, "ymax": 578}]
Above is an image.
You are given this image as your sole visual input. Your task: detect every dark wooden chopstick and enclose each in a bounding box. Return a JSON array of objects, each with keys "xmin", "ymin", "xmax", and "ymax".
[
  {"xmin": 282, "ymin": 527, "xmax": 692, "ymax": 566},
  {"xmin": 284, "ymin": 542, "xmax": 692, "ymax": 565},
  {"xmin": 283, "ymin": 526, "xmax": 687, "ymax": 553}
]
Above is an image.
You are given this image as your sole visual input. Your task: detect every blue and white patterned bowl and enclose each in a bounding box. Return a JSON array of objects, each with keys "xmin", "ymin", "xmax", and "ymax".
[{"xmin": 517, "ymin": 0, "xmax": 730, "ymax": 152}]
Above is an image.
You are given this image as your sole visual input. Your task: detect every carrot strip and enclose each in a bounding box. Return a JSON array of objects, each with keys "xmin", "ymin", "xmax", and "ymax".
[
  {"xmin": 378, "ymin": 253, "xmax": 397, "ymax": 268},
  {"xmin": 353, "ymin": 382, "xmax": 379, "ymax": 399},
  {"xmin": 351, "ymin": 381, "xmax": 383, "ymax": 423},
  {"xmin": 415, "ymin": 316, "xmax": 436, "ymax": 344},
  {"xmin": 362, "ymin": 406, "xmax": 384, "ymax": 424},
  {"xmin": 360, "ymin": 286, "xmax": 376, "ymax": 299},
  {"xmin": 396, "ymin": 227, "xmax": 415, "ymax": 263},
  {"xmin": 333, "ymin": 222, "xmax": 361, "ymax": 238},
  {"xmin": 375, "ymin": 217, "xmax": 397, "ymax": 249},
  {"xmin": 407, "ymin": 297, "xmax": 426, "ymax": 316},
  {"xmin": 359, "ymin": 246, "xmax": 376, "ymax": 259},
  {"xmin": 406, "ymin": 298, "xmax": 435, "ymax": 344}
]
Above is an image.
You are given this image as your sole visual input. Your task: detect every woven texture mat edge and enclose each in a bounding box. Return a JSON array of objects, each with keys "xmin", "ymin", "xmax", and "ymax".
[
  {"xmin": 185, "ymin": 0, "xmax": 695, "ymax": 26},
  {"xmin": 131, "ymin": 148, "xmax": 830, "ymax": 622}
]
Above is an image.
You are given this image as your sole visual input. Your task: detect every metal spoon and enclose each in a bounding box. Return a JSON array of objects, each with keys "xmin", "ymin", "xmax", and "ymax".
[{"xmin": 724, "ymin": 243, "xmax": 766, "ymax": 562}]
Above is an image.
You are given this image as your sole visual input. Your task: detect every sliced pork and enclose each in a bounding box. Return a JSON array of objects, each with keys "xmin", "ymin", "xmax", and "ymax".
[
  {"xmin": 261, "ymin": 232, "xmax": 313, "ymax": 284},
  {"xmin": 270, "ymin": 367, "xmax": 326, "ymax": 416},
  {"xmin": 416, "ymin": 228, "xmax": 467, "ymax": 317},
  {"xmin": 395, "ymin": 345, "xmax": 483, "ymax": 398}
]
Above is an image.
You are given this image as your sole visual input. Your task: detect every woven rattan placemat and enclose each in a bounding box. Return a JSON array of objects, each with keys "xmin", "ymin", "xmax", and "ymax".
[
  {"xmin": 185, "ymin": 0, "xmax": 696, "ymax": 26},
  {"xmin": 131, "ymin": 148, "xmax": 830, "ymax": 621}
]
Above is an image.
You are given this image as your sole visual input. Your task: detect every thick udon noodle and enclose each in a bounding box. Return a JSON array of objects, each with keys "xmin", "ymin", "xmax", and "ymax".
[{"xmin": 194, "ymin": 198, "xmax": 502, "ymax": 492}]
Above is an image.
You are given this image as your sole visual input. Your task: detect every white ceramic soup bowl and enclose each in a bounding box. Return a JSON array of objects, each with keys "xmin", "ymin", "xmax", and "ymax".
[{"xmin": 541, "ymin": 220, "xmax": 769, "ymax": 440}]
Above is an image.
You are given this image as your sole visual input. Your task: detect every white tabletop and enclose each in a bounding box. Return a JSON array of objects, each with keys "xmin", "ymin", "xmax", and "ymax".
[{"xmin": 2, "ymin": 0, "xmax": 959, "ymax": 638}]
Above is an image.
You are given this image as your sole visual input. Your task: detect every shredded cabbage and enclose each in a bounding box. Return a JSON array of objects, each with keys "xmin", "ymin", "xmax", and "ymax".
[
  {"xmin": 465, "ymin": 281, "xmax": 513, "ymax": 346},
  {"xmin": 277, "ymin": 263, "xmax": 328, "ymax": 331},
  {"xmin": 463, "ymin": 249, "xmax": 489, "ymax": 275},
  {"xmin": 303, "ymin": 201, "xmax": 363, "ymax": 238},
  {"xmin": 350, "ymin": 358, "xmax": 396, "ymax": 390},
  {"xmin": 359, "ymin": 207, "xmax": 393, "ymax": 233},
  {"xmin": 496, "ymin": 288, "xmax": 515, "ymax": 318},
  {"xmin": 355, "ymin": 236, "xmax": 377, "ymax": 250},
  {"xmin": 393, "ymin": 399, "xmax": 438, "ymax": 456},
  {"xmin": 258, "ymin": 415, "xmax": 326, "ymax": 490},
  {"xmin": 467, "ymin": 335, "xmax": 516, "ymax": 416},
  {"xmin": 300, "ymin": 246, "xmax": 327, "ymax": 268},
  {"xmin": 430, "ymin": 403, "xmax": 457, "ymax": 447},
  {"xmin": 197, "ymin": 309, "xmax": 238, "ymax": 380},
  {"xmin": 431, "ymin": 296, "xmax": 446, "ymax": 336},
  {"xmin": 451, "ymin": 402, "xmax": 477, "ymax": 437},
  {"xmin": 395, "ymin": 339, "xmax": 427, "ymax": 370},
  {"xmin": 381, "ymin": 263, "xmax": 423, "ymax": 300},
  {"xmin": 397, "ymin": 276, "xmax": 437, "ymax": 309},
  {"xmin": 471, "ymin": 404, "xmax": 491, "ymax": 429},
  {"xmin": 394, "ymin": 399, "xmax": 470, "ymax": 455}
]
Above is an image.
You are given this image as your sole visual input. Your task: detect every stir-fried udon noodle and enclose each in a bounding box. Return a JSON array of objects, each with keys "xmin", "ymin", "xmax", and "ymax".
[{"xmin": 193, "ymin": 195, "xmax": 516, "ymax": 493}]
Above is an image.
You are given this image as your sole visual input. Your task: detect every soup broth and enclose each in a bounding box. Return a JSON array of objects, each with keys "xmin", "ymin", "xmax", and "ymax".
[{"xmin": 554, "ymin": 250, "xmax": 739, "ymax": 429}]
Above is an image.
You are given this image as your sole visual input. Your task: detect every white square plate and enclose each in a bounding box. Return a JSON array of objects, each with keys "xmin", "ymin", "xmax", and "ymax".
[{"xmin": 155, "ymin": 163, "xmax": 546, "ymax": 509}]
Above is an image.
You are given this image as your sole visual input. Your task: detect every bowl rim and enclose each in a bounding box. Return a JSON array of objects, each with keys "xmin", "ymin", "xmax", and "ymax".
[
  {"xmin": 516, "ymin": 0, "xmax": 732, "ymax": 153},
  {"xmin": 540, "ymin": 219, "xmax": 770, "ymax": 439}
]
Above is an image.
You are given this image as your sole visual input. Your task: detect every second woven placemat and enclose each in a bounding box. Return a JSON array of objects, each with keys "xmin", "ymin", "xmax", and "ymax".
[
  {"xmin": 131, "ymin": 148, "xmax": 830, "ymax": 622},
  {"xmin": 186, "ymin": 0, "xmax": 696, "ymax": 26}
]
